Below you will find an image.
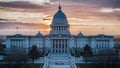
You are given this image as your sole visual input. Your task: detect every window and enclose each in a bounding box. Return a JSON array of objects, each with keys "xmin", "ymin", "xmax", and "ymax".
[
  {"xmin": 53, "ymin": 44, "xmax": 54, "ymax": 48},
  {"xmin": 65, "ymin": 50, "xmax": 67, "ymax": 53},
  {"xmin": 104, "ymin": 44, "xmax": 106, "ymax": 48},
  {"xmin": 53, "ymin": 50, "xmax": 54, "ymax": 53},
  {"xmin": 56, "ymin": 44, "xmax": 58, "ymax": 48},
  {"xmin": 56, "ymin": 50, "xmax": 58, "ymax": 53},
  {"xmin": 62, "ymin": 45, "xmax": 64, "ymax": 48},
  {"xmin": 59, "ymin": 44, "xmax": 61, "ymax": 48},
  {"xmin": 59, "ymin": 50, "xmax": 61, "ymax": 53},
  {"xmin": 66, "ymin": 44, "xmax": 67, "ymax": 48},
  {"xmin": 62, "ymin": 50, "xmax": 64, "ymax": 53}
]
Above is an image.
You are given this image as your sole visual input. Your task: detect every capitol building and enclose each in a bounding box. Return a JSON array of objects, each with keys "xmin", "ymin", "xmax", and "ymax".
[{"xmin": 6, "ymin": 5, "xmax": 114, "ymax": 55}]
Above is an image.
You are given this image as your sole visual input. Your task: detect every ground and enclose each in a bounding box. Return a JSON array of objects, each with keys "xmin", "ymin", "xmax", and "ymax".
[
  {"xmin": 76, "ymin": 63, "xmax": 120, "ymax": 68},
  {"xmin": 0, "ymin": 63, "xmax": 44, "ymax": 68}
]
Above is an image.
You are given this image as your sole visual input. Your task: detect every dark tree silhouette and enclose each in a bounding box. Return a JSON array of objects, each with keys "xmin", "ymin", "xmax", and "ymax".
[
  {"xmin": 3, "ymin": 46, "xmax": 28, "ymax": 68},
  {"xmin": 70, "ymin": 48, "xmax": 84, "ymax": 58},
  {"xmin": 28, "ymin": 45, "xmax": 40, "ymax": 68},
  {"xmin": 70, "ymin": 48, "xmax": 77, "ymax": 57},
  {"xmin": 0, "ymin": 43, "xmax": 6, "ymax": 51},
  {"xmin": 97, "ymin": 49, "xmax": 119, "ymax": 68},
  {"xmin": 74, "ymin": 48, "xmax": 81, "ymax": 57},
  {"xmin": 114, "ymin": 43, "xmax": 120, "ymax": 55},
  {"xmin": 83, "ymin": 44, "xmax": 93, "ymax": 63},
  {"xmin": 41, "ymin": 47, "xmax": 49, "ymax": 57}
]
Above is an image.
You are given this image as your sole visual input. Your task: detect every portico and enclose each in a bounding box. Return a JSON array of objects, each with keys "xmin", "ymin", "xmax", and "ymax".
[{"xmin": 51, "ymin": 39, "xmax": 69, "ymax": 53}]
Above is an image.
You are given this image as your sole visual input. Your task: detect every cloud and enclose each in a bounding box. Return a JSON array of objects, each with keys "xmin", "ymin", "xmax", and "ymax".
[
  {"xmin": 0, "ymin": 1, "xmax": 47, "ymax": 9},
  {"xmin": 72, "ymin": 0, "xmax": 120, "ymax": 8},
  {"xmin": 0, "ymin": 21, "xmax": 50, "ymax": 35},
  {"xmin": 0, "ymin": 11, "xmax": 49, "ymax": 23},
  {"xmin": 0, "ymin": 22, "xmax": 49, "ymax": 29},
  {"xmin": 0, "ymin": 0, "xmax": 51, "ymax": 5},
  {"xmin": 51, "ymin": 0, "xmax": 120, "ymax": 8},
  {"xmin": 99, "ymin": 8, "xmax": 120, "ymax": 13},
  {"xmin": 0, "ymin": 18, "xmax": 16, "ymax": 21},
  {"xmin": 50, "ymin": 0, "xmax": 120, "ymax": 20}
]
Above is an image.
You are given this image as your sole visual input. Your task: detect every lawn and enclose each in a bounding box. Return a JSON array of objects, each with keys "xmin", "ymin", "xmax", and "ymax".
[
  {"xmin": 0, "ymin": 63, "xmax": 44, "ymax": 68},
  {"xmin": 76, "ymin": 63, "xmax": 120, "ymax": 68},
  {"xmin": 21, "ymin": 63, "xmax": 44, "ymax": 68},
  {"xmin": 76, "ymin": 64, "xmax": 104, "ymax": 68}
]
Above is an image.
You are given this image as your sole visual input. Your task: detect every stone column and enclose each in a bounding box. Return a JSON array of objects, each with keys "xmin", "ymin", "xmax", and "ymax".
[
  {"xmin": 60, "ymin": 39, "xmax": 63, "ymax": 53},
  {"xmin": 55, "ymin": 39, "xmax": 56, "ymax": 53},
  {"xmin": 53, "ymin": 39, "xmax": 54, "ymax": 53},
  {"xmin": 63, "ymin": 39, "xmax": 65, "ymax": 53}
]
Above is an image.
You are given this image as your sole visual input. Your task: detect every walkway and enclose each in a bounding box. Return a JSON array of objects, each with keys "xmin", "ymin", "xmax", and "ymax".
[{"xmin": 43, "ymin": 53, "xmax": 76, "ymax": 68}]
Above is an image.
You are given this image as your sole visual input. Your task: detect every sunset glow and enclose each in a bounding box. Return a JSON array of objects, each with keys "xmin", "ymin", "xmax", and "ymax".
[{"xmin": 0, "ymin": 0, "xmax": 120, "ymax": 35}]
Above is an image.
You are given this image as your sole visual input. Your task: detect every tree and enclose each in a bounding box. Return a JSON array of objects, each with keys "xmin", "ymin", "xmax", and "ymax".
[
  {"xmin": 97, "ymin": 48, "xmax": 118, "ymax": 68},
  {"xmin": 83, "ymin": 44, "xmax": 93, "ymax": 64},
  {"xmin": 0, "ymin": 43, "xmax": 6, "ymax": 51},
  {"xmin": 74, "ymin": 48, "xmax": 82, "ymax": 57},
  {"xmin": 28, "ymin": 45, "xmax": 40, "ymax": 68},
  {"xmin": 3, "ymin": 46, "xmax": 28, "ymax": 68},
  {"xmin": 114, "ymin": 43, "xmax": 120, "ymax": 55}
]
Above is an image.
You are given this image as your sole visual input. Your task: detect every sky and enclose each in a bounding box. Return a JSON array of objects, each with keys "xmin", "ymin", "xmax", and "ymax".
[{"xmin": 0, "ymin": 0, "xmax": 120, "ymax": 35}]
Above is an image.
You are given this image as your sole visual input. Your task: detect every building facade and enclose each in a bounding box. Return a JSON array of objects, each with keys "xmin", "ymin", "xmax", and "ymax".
[{"xmin": 6, "ymin": 5, "xmax": 114, "ymax": 54}]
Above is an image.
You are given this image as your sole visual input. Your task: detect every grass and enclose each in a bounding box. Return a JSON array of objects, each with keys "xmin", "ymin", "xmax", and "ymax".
[
  {"xmin": 76, "ymin": 63, "xmax": 120, "ymax": 68},
  {"xmin": 0, "ymin": 63, "xmax": 44, "ymax": 68},
  {"xmin": 76, "ymin": 64, "xmax": 104, "ymax": 68},
  {"xmin": 21, "ymin": 63, "xmax": 44, "ymax": 68}
]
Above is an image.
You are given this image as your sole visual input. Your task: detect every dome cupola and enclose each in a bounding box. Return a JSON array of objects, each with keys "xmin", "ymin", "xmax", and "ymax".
[
  {"xmin": 52, "ymin": 4, "xmax": 68, "ymax": 25},
  {"xmin": 50, "ymin": 4, "xmax": 70, "ymax": 35}
]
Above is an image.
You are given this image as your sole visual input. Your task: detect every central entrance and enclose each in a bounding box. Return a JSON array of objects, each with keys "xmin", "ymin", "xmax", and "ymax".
[{"xmin": 52, "ymin": 39, "xmax": 68, "ymax": 53}]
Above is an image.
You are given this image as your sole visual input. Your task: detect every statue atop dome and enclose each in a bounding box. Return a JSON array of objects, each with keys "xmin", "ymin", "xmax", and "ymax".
[
  {"xmin": 58, "ymin": 0, "xmax": 62, "ymax": 10},
  {"xmin": 58, "ymin": 4, "xmax": 61, "ymax": 10}
]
